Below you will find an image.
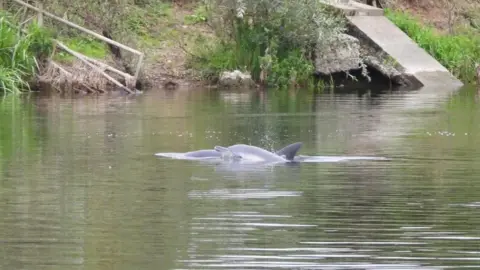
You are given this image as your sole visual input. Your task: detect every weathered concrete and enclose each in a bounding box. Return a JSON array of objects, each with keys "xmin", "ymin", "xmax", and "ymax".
[
  {"xmin": 322, "ymin": 0, "xmax": 464, "ymax": 88},
  {"xmin": 324, "ymin": 0, "xmax": 384, "ymax": 16},
  {"xmin": 347, "ymin": 15, "xmax": 463, "ymax": 87},
  {"xmin": 315, "ymin": 33, "xmax": 361, "ymax": 74}
]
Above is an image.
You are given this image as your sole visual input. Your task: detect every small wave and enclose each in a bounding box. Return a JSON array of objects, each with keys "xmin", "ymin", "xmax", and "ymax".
[
  {"xmin": 155, "ymin": 152, "xmax": 390, "ymax": 163},
  {"xmin": 154, "ymin": 152, "xmax": 217, "ymax": 160},
  {"xmin": 301, "ymin": 155, "xmax": 391, "ymax": 162},
  {"xmin": 188, "ymin": 188, "xmax": 302, "ymax": 200},
  {"xmin": 449, "ymin": 202, "xmax": 480, "ymax": 208}
]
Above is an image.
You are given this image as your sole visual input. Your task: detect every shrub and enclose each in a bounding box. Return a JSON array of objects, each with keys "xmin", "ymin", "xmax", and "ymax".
[{"xmin": 188, "ymin": 0, "xmax": 347, "ymax": 90}]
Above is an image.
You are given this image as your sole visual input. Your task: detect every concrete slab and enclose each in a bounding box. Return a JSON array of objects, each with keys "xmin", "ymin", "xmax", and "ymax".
[
  {"xmin": 323, "ymin": 0, "xmax": 384, "ymax": 16},
  {"xmin": 347, "ymin": 15, "xmax": 463, "ymax": 87},
  {"xmin": 348, "ymin": 1, "xmax": 384, "ymax": 16}
]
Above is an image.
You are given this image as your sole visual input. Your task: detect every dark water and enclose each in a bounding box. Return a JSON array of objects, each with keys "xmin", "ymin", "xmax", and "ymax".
[{"xmin": 1, "ymin": 85, "xmax": 480, "ymax": 270}]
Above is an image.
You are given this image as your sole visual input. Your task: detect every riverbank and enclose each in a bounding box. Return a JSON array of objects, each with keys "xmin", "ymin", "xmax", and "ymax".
[
  {"xmin": 2, "ymin": 0, "xmax": 479, "ymax": 94},
  {"xmin": 384, "ymin": 0, "xmax": 480, "ymax": 84},
  {"xmin": 0, "ymin": 12, "xmax": 53, "ymax": 94},
  {"xmin": 66, "ymin": 0, "xmax": 480, "ymax": 90},
  {"xmin": 46, "ymin": 1, "xmax": 215, "ymax": 90}
]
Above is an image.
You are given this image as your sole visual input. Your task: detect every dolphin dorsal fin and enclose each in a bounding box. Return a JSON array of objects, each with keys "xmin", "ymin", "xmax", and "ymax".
[
  {"xmin": 214, "ymin": 146, "xmax": 242, "ymax": 160},
  {"xmin": 275, "ymin": 142, "xmax": 303, "ymax": 161}
]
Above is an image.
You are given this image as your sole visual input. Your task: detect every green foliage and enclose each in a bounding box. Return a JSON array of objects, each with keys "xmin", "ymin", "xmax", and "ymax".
[
  {"xmin": 263, "ymin": 48, "xmax": 316, "ymax": 90},
  {"xmin": 24, "ymin": 23, "xmax": 55, "ymax": 58},
  {"xmin": 188, "ymin": 0, "xmax": 346, "ymax": 90},
  {"xmin": 0, "ymin": 15, "xmax": 54, "ymax": 94},
  {"xmin": 54, "ymin": 36, "xmax": 108, "ymax": 63},
  {"xmin": 34, "ymin": 0, "xmax": 174, "ymax": 50},
  {"xmin": 125, "ymin": 2, "xmax": 173, "ymax": 35},
  {"xmin": 184, "ymin": 5, "xmax": 208, "ymax": 25},
  {"xmin": 0, "ymin": 67, "xmax": 30, "ymax": 94},
  {"xmin": 186, "ymin": 38, "xmax": 238, "ymax": 81},
  {"xmin": 385, "ymin": 8, "xmax": 480, "ymax": 84}
]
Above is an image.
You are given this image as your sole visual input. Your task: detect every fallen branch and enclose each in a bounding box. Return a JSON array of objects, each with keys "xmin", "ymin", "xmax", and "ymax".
[
  {"xmin": 48, "ymin": 61, "xmax": 98, "ymax": 93},
  {"xmin": 55, "ymin": 40, "xmax": 134, "ymax": 94},
  {"xmin": 82, "ymin": 54, "xmax": 133, "ymax": 80}
]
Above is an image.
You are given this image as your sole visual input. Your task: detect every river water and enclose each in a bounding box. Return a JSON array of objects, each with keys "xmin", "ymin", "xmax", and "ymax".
[{"xmin": 1, "ymin": 85, "xmax": 480, "ymax": 270}]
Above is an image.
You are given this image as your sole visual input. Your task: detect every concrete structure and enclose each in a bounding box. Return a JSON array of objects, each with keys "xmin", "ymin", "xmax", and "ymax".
[{"xmin": 323, "ymin": 0, "xmax": 464, "ymax": 88}]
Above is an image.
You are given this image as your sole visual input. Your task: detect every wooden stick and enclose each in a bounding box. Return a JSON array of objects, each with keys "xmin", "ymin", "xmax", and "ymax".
[
  {"xmin": 9, "ymin": 21, "xmax": 134, "ymax": 93},
  {"xmin": 19, "ymin": 5, "xmax": 28, "ymax": 24},
  {"xmin": 36, "ymin": 1, "xmax": 43, "ymax": 26},
  {"xmin": 7, "ymin": 1, "xmax": 140, "ymax": 94},
  {"xmin": 82, "ymin": 54, "xmax": 134, "ymax": 79},
  {"xmin": 134, "ymin": 53, "xmax": 144, "ymax": 79},
  {"xmin": 12, "ymin": 0, "xmax": 143, "ymax": 56},
  {"xmin": 20, "ymin": 15, "xmax": 35, "ymax": 27},
  {"xmin": 49, "ymin": 61, "xmax": 99, "ymax": 93},
  {"xmin": 56, "ymin": 41, "xmax": 134, "ymax": 94}
]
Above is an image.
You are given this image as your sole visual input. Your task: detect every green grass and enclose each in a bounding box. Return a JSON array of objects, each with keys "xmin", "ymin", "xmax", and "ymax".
[
  {"xmin": 184, "ymin": 5, "xmax": 208, "ymax": 25},
  {"xmin": 123, "ymin": 2, "xmax": 177, "ymax": 50},
  {"xmin": 125, "ymin": 2, "xmax": 173, "ymax": 36},
  {"xmin": 54, "ymin": 36, "xmax": 108, "ymax": 63},
  {"xmin": 55, "ymin": 2, "xmax": 174, "ymax": 63},
  {"xmin": 385, "ymin": 8, "xmax": 480, "ymax": 84},
  {"xmin": 0, "ymin": 13, "xmax": 53, "ymax": 94}
]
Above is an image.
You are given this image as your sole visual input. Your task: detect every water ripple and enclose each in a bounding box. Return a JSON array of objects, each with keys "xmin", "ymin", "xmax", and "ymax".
[{"xmin": 188, "ymin": 189, "xmax": 302, "ymax": 200}]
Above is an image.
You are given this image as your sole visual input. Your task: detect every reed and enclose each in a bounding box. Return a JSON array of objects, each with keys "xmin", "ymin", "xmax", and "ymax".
[{"xmin": 0, "ymin": 13, "xmax": 53, "ymax": 94}]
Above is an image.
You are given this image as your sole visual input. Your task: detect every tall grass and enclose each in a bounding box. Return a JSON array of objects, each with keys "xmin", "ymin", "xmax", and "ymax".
[
  {"xmin": 0, "ymin": 13, "xmax": 54, "ymax": 94},
  {"xmin": 385, "ymin": 8, "xmax": 480, "ymax": 84}
]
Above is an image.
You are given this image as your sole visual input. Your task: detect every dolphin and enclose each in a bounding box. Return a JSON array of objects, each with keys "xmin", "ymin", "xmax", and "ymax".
[
  {"xmin": 275, "ymin": 142, "xmax": 303, "ymax": 161},
  {"xmin": 184, "ymin": 149, "xmax": 222, "ymax": 159},
  {"xmin": 214, "ymin": 142, "xmax": 303, "ymax": 163},
  {"xmin": 156, "ymin": 142, "xmax": 391, "ymax": 163},
  {"xmin": 181, "ymin": 142, "xmax": 303, "ymax": 162}
]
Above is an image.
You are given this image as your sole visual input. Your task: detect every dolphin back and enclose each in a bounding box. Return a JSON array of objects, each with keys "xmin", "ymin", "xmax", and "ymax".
[
  {"xmin": 185, "ymin": 149, "xmax": 222, "ymax": 158},
  {"xmin": 214, "ymin": 145, "xmax": 242, "ymax": 160},
  {"xmin": 275, "ymin": 142, "xmax": 303, "ymax": 161}
]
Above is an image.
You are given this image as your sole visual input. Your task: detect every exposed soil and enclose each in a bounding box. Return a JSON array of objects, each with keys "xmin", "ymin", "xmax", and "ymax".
[
  {"xmin": 388, "ymin": 0, "xmax": 480, "ymax": 32},
  {"xmin": 138, "ymin": 4, "xmax": 216, "ymax": 90}
]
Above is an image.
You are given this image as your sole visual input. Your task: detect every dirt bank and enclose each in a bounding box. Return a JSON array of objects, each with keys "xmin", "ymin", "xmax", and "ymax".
[
  {"xmin": 387, "ymin": 0, "xmax": 479, "ymax": 32},
  {"xmin": 134, "ymin": 3, "xmax": 216, "ymax": 90}
]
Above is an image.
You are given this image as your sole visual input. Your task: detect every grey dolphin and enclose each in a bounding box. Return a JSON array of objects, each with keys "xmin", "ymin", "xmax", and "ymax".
[
  {"xmin": 215, "ymin": 145, "xmax": 287, "ymax": 162},
  {"xmin": 214, "ymin": 142, "xmax": 303, "ymax": 163},
  {"xmin": 181, "ymin": 142, "xmax": 303, "ymax": 162},
  {"xmin": 275, "ymin": 142, "xmax": 303, "ymax": 161},
  {"xmin": 184, "ymin": 149, "xmax": 222, "ymax": 159}
]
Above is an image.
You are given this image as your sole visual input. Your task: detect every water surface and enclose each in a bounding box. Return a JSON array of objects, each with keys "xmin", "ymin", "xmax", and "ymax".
[{"xmin": 1, "ymin": 85, "xmax": 479, "ymax": 270}]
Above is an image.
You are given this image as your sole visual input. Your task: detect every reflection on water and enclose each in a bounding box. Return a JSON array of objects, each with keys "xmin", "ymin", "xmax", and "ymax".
[{"xmin": 0, "ymin": 85, "xmax": 480, "ymax": 270}]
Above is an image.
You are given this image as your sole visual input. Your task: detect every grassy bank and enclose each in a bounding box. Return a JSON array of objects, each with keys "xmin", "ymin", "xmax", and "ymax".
[
  {"xmin": 385, "ymin": 8, "xmax": 480, "ymax": 84},
  {"xmin": 28, "ymin": 1, "xmax": 191, "ymax": 85},
  {"xmin": 0, "ymin": 14, "xmax": 53, "ymax": 94},
  {"xmin": 2, "ymin": 0, "xmax": 347, "ymax": 92},
  {"xmin": 53, "ymin": 36, "xmax": 107, "ymax": 63}
]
